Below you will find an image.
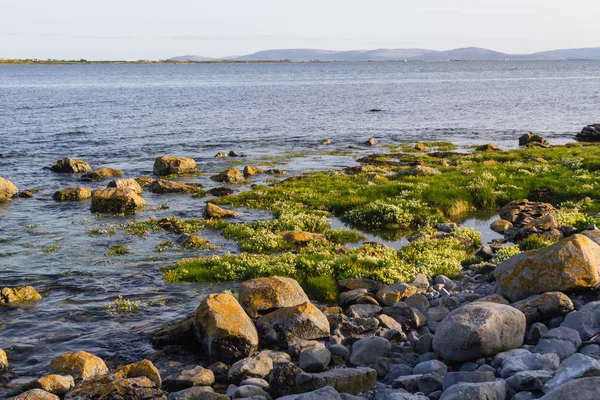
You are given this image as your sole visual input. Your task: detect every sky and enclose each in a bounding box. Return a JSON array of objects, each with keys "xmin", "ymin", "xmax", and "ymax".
[{"xmin": 1, "ymin": 0, "xmax": 599, "ymax": 60}]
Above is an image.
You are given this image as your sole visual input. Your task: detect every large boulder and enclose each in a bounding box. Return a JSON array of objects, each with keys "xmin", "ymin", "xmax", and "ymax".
[
  {"xmin": 194, "ymin": 293, "xmax": 258, "ymax": 362},
  {"xmin": 0, "ymin": 286, "xmax": 42, "ymax": 303},
  {"xmin": 577, "ymin": 124, "xmax": 600, "ymax": 142},
  {"xmin": 107, "ymin": 178, "xmax": 143, "ymax": 195},
  {"xmin": 90, "ymin": 188, "xmax": 146, "ymax": 214},
  {"xmin": 0, "ymin": 177, "xmax": 18, "ymax": 202},
  {"xmin": 153, "ymin": 155, "xmax": 197, "ymax": 176},
  {"xmin": 239, "ymin": 276, "xmax": 309, "ymax": 318},
  {"xmin": 511, "ymin": 292, "xmax": 574, "ymax": 324},
  {"xmin": 50, "ymin": 157, "xmax": 91, "ymax": 173},
  {"xmin": 49, "ymin": 350, "xmax": 108, "ymax": 381},
  {"xmin": 540, "ymin": 377, "xmax": 600, "ymax": 400},
  {"xmin": 295, "ymin": 367, "xmax": 377, "ymax": 395},
  {"xmin": 494, "ymin": 234, "xmax": 600, "ymax": 302},
  {"xmin": 256, "ymin": 302, "xmax": 330, "ymax": 347},
  {"xmin": 561, "ymin": 300, "xmax": 600, "ymax": 340},
  {"xmin": 433, "ymin": 302, "xmax": 526, "ymax": 363},
  {"xmin": 81, "ymin": 168, "xmax": 123, "ymax": 182},
  {"xmin": 52, "ymin": 187, "xmax": 92, "ymax": 202},
  {"xmin": 31, "ymin": 374, "xmax": 76, "ymax": 396}
]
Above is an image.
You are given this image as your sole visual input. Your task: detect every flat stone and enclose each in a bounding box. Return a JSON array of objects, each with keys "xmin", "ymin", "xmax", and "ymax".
[{"xmin": 500, "ymin": 351, "xmax": 560, "ymax": 379}]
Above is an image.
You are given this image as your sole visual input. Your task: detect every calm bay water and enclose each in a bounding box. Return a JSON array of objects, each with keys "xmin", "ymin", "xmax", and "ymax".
[{"xmin": 0, "ymin": 60, "xmax": 599, "ymax": 382}]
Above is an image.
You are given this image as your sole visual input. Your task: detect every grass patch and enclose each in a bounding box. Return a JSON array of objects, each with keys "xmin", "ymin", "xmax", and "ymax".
[{"xmin": 302, "ymin": 275, "xmax": 339, "ymax": 303}]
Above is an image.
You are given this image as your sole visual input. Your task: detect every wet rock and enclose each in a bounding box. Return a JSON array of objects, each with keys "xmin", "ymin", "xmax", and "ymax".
[
  {"xmin": 535, "ymin": 327, "xmax": 581, "ymax": 360},
  {"xmin": 494, "ymin": 234, "xmax": 600, "ymax": 302},
  {"xmin": 321, "ymin": 139, "xmax": 332, "ymax": 145},
  {"xmin": 539, "ymin": 376, "xmax": 600, "ymax": 399},
  {"xmin": 18, "ymin": 190, "xmax": 35, "ymax": 198},
  {"xmin": 174, "ymin": 366, "xmax": 215, "ymax": 389},
  {"xmin": 31, "ymin": 374, "xmax": 75, "ymax": 396},
  {"xmin": 349, "ymin": 337, "xmax": 391, "ymax": 366},
  {"xmin": 577, "ymin": 124, "xmax": 600, "ymax": 142},
  {"xmin": 211, "ymin": 168, "xmax": 243, "ymax": 183},
  {"xmin": 519, "ymin": 132, "xmax": 550, "ymax": 147},
  {"xmin": 338, "ymin": 279, "xmax": 384, "ymax": 294},
  {"xmin": 114, "ymin": 359, "xmax": 162, "ymax": 387},
  {"xmin": 295, "ymin": 367, "xmax": 377, "ymax": 395},
  {"xmin": 154, "ymin": 155, "xmax": 198, "ymax": 176},
  {"xmin": 203, "ymin": 203, "xmax": 240, "ymax": 219},
  {"xmin": 81, "ymin": 168, "xmax": 123, "ymax": 182},
  {"xmin": 64, "ymin": 376, "xmax": 164, "ymax": 400},
  {"xmin": 506, "ymin": 370, "xmax": 554, "ymax": 392},
  {"xmin": 280, "ymin": 231, "xmax": 325, "ymax": 245},
  {"xmin": 269, "ymin": 361, "xmax": 302, "ymax": 398},
  {"xmin": 561, "ymin": 300, "xmax": 600, "ymax": 340},
  {"xmin": 442, "ymin": 371, "xmax": 496, "ymax": 391},
  {"xmin": 0, "ymin": 286, "xmax": 42, "ymax": 304},
  {"xmin": 9, "ymin": 389, "xmax": 60, "ymax": 400},
  {"xmin": 167, "ymin": 387, "xmax": 226, "ymax": 400},
  {"xmin": 433, "ymin": 302, "xmax": 526, "ymax": 363},
  {"xmin": 511, "ymin": 292, "xmax": 574, "ymax": 324},
  {"xmin": 439, "ymin": 380, "xmax": 506, "ymax": 400},
  {"xmin": 214, "ymin": 152, "xmax": 228, "ymax": 159},
  {"xmin": 0, "ymin": 177, "xmax": 19, "ymax": 202},
  {"xmin": 542, "ymin": 353, "xmax": 600, "ymax": 393},
  {"xmin": 228, "ymin": 151, "xmax": 245, "ymax": 157},
  {"xmin": 52, "ymin": 187, "xmax": 92, "ymax": 201},
  {"xmin": 0, "ymin": 348, "xmax": 7, "ymax": 372},
  {"xmin": 299, "ymin": 347, "xmax": 331, "ymax": 373},
  {"xmin": 243, "ymin": 166, "xmax": 264, "ymax": 176},
  {"xmin": 256, "ymin": 302, "xmax": 329, "ymax": 347},
  {"xmin": 366, "ymin": 138, "xmax": 378, "ymax": 146},
  {"xmin": 475, "ymin": 143, "xmax": 500, "ymax": 151},
  {"xmin": 149, "ymin": 180, "xmax": 200, "ymax": 194},
  {"xmin": 228, "ymin": 350, "xmax": 289, "ymax": 384},
  {"xmin": 499, "ymin": 351, "xmax": 560, "ymax": 378},
  {"xmin": 194, "ymin": 293, "xmax": 259, "ymax": 363},
  {"xmin": 176, "ymin": 234, "xmax": 210, "ymax": 249},
  {"xmin": 490, "ymin": 219, "xmax": 513, "ymax": 234},
  {"xmin": 135, "ymin": 176, "xmax": 155, "ymax": 187},
  {"xmin": 90, "ymin": 188, "xmax": 146, "ymax": 214},
  {"xmin": 50, "ymin": 158, "xmax": 91, "ymax": 173},
  {"xmin": 49, "ymin": 351, "xmax": 108, "ymax": 381}
]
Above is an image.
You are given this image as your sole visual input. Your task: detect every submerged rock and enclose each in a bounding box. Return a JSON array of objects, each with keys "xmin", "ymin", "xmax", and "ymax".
[
  {"xmin": 149, "ymin": 179, "xmax": 200, "ymax": 194},
  {"xmin": 49, "ymin": 350, "xmax": 108, "ymax": 381},
  {"xmin": 194, "ymin": 293, "xmax": 258, "ymax": 363},
  {"xmin": 366, "ymin": 138, "xmax": 378, "ymax": 146},
  {"xmin": 433, "ymin": 302, "xmax": 526, "ymax": 363},
  {"xmin": 153, "ymin": 155, "xmax": 197, "ymax": 176},
  {"xmin": 50, "ymin": 157, "xmax": 91, "ymax": 173},
  {"xmin": 81, "ymin": 168, "xmax": 123, "ymax": 182},
  {"xmin": 494, "ymin": 234, "xmax": 600, "ymax": 302},
  {"xmin": 107, "ymin": 178, "xmax": 143, "ymax": 195},
  {"xmin": 0, "ymin": 177, "xmax": 18, "ymax": 202},
  {"xmin": 211, "ymin": 168, "xmax": 244, "ymax": 183},
  {"xmin": 52, "ymin": 187, "xmax": 92, "ymax": 202},
  {"xmin": 90, "ymin": 188, "xmax": 146, "ymax": 214},
  {"xmin": 203, "ymin": 203, "xmax": 240, "ymax": 219},
  {"xmin": 239, "ymin": 276, "xmax": 309, "ymax": 318},
  {"xmin": 0, "ymin": 286, "xmax": 42, "ymax": 303}
]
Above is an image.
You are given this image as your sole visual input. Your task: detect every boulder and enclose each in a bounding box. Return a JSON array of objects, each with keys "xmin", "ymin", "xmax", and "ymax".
[
  {"xmin": 173, "ymin": 366, "xmax": 215, "ymax": 388},
  {"xmin": 500, "ymin": 351, "xmax": 560, "ymax": 378},
  {"xmin": 243, "ymin": 166, "xmax": 264, "ymax": 176},
  {"xmin": 9, "ymin": 389, "xmax": 60, "ymax": 400},
  {"xmin": 211, "ymin": 168, "xmax": 243, "ymax": 183},
  {"xmin": 149, "ymin": 179, "xmax": 200, "ymax": 194},
  {"xmin": 366, "ymin": 138, "xmax": 378, "ymax": 146},
  {"xmin": 543, "ymin": 353, "xmax": 600, "ymax": 393},
  {"xmin": 519, "ymin": 133, "xmax": 549, "ymax": 147},
  {"xmin": 295, "ymin": 367, "xmax": 377, "ymax": 395},
  {"xmin": 203, "ymin": 203, "xmax": 240, "ymax": 219},
  {"xmin": 239, "ymin": 277, "xmax": 309, "ymax": 318},
  {"xmin": 81, "ymin": 168, "xmax": 123, "ymax": 182},
  {"xmin": 377, "ymin": 283, "xmax": 420, "ymax": 306},
  {"xmin": 227, "ymin": 350, "xmax": 289, "ymax": 384},
  {"xmin": 269, "ymin": 361, "xmax": 303, "ymax": 398},
  {"xmin": 107, "ymin": 178, "xmax": 143, "ymax": 195},
  {"xmin": 539, "ymin": 377, "xmax": 600, "ymax": 400},
  {"xmin": 153, "ymin": 155, "xmax": 197, "ymax": 176},
  {"xmin": 0, "ymin": 177, "xmax": 18, "ymax": 202},
  {"xmin": 90, "ymin": 188, "xmax": 146, "ymax": 214},
  {"xmin": 0, "ymin": 286, "xmax": 42, "ymax": 303},
  {"xmin": 577, "ymin": 124, "xmax": 600, "ymax": 142},
  {"xmin": 50, "ymin": 158, "xmax": 91, "ymax": 173},
  {"xmin": 511, "ymin": 292, "xmax": 574, "ymax": 324},
  {"xmin": 52, "ymin": 187, "xmax": 92, "ymax": 202},
  {"xmin": 49, "ymin": 350, "xmax": 108, "ymax": 381},
  {"xmin": 490, "ymin": 219, "xmax": 513, "ymax": 234},
  {"xmin": 498, "ymin": 199, "xmax": 554, "ymax": 227},
  {"xmin": 256, "ymin": 302, "xmax": 330, "ymax": 347},
  {"xmin": 0, "ymin": 348, "xmax": 7, "ymax": 372},
  {"xmin": 299, "ymin": 347, "xmax": 331, "ymax": 373},
  {"xmin": 439, "ymin": 380, "xmax": 506, "ymax": 400},
  {"xmin": 349, "ymin": 337, "xmax": 391, "ymax": 366},
  {"xmin": 194, "ymin": 293, "xmax": 259, "ymax": 362},
  {"xmin": 506, "ymin": 370, "xmax": 554, "ymax": 392},
  {"xmin": 63, "ymin": 376, "xmax": 164, "ymax": 400},
  {"xmin": 433, "ymin": 302, "xmax": 526, "ymax": 363},
  {"xmin": 114, "ymin": 359, "xmax": 162, "ymax": 387},
  {"xmin": 475, "ymin": 143, "xmax": 500, "ymax": 151},
  {"xmin": 534, "ymin": 327, "xmax": 581, "ymax": 360},
  {"xmin": 494, "ymin": 234, "xmax": 600, "ymax": 302},
  {"xmin": 31, "ymin": 374, "xmax": 75, "ymax": 396},
  {"xmin": 561, "ymin": 300, "xmax": 600, "ymax": 340},
  {"xmin": 442, "ymin": 371, "xmax": 496, "ymax": 391}
]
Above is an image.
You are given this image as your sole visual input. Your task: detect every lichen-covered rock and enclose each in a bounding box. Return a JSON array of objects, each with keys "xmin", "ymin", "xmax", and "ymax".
[
  {"xmin": 194, "ymin": 293, "xmax": 258, "ymax": 362},
  {"xmin": 31, "ymin": 374, "xmax": 75, "ymax": 396},
  {"xmin": 49, "ymin": 351, "xmax": 108, "ymax": 381},
  {"xmin": 519, "ymin": 132, "xmax": 550, "ymax": 147},
  {"xmin": 107, "ymin": 178, "xmax": 143, "ymax": 195},
  {"xmin": 239, "ymin": 276, "xmax": 309, "ymax": 318},
  {"xmin": 52, "ymin": 187, "xmax": 92, "ymax": 202},
  {"xmin": 90, "ymin": 188, "xmax": 146, "ymax": 214},
  {"xmin": 0, "ymin": 286, "xmax": 42, "ymax": 303},
  {"xmin": 173, "ymin": 366, "xmax": 215, "ymax": 389},
  {"xmin": 153, "ymin": 156, "xmax": 197, "ymax": 176},
  {"xmin": 135, "ymin": 176, "xmax": 155, "ymax": 187},
  {"xmin": 256, "ymin": 302, "xmax": 330, "ymax": 347},
  {"xmin": 114, "ymin": 359, "xmax": 161, "ymax": 387},
  {"xmin": 210, "ymin": 168, "xmax": 243, "ymax": 183},
  {"xmin": 0, "ymin": 177, "xmax": 18, "ymax": 202},
  {"xmin": 511, "ymin": 292, "xmax": 574, "ymax": 324},
  {"xmin": 498, "ymin": 199, "xmax": 554, "ymax": 228},
  {"xmin": 228, "ymin": 350, "xmax": 290, "ymax": 384},
  {"xmin": 295, "ymin": 367, "xmax": 377, "ymax": 395},
  {"xmin": 269, "ymin": 361, "xmax": 303, "ymax": 398},
  {"xmin": 64, "ymin": 376, "xmax": 165, "ymax": 400},
  {"xmin": 433, "ymin": 302, "xmax": 526, "ymax": 363},
  {"xmin": 376, "ymin": 283, "xmax": 420, "ymax": 306},
  {"xmin": 243, "ymin": 166, "xmax": 264, "ymax": 176},
  {"xmin": 0, "ymin": 348, "xmax": 7, "ymax": 372},
  {"xmin": 148, "ymin": 180, "xmax": 200, "ymax": 194},
  {"xmin": 50, "ymin": 158, "xmax": 91, "ymax": 173},
  {"xmin": 494, "ymin": 234, "xmax": 600, "ymax": 302},
  {"xmin": 9, "ymin": 389, "xmax": 60, "ymax": 400},
  {"xmin": 81, "ymin": 168, "xmax": 123, "ymax": 182},
  {"xmin": 203, "ymin": 203, "xmax": 240, "ymax": 219}
]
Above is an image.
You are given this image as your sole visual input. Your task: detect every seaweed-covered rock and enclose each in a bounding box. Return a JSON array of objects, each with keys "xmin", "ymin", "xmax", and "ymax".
[
  {"xmin": 243, "ymin": 166, "xmax": 264, "ymax": 176},
  {"xmin": 0, "ymin": 177, "xmax": 18, "ymax": 202},
  {"xmin": 494, "ymin": 234, "xmax": 600, "ymax": 302},
  {"xmin": 153, "ymin": 155, "xmax": 197, "ymax": 176},
  {"xmin": 52, "ymin": 187, "xmax": 92, "ymax": 202},
  {"xmin": 90, "ymin": 188, "xmax": 146, "ymax": 214},
  {"xmin": 202, "ymin": 203, "xmax": 239, "ymax": 219},
  {"xmin": 107, "ymin": 178, "xmax": 143, "ymax": 195},
  {"xmin": 194, "ymin": 293, "xmax": 258, "ymax": 362},
  {"xmin": 49, "ymin": 351, "xmax": 108, "ymax": 381},
  {"xmin": 239, "ymin": 276, "xmax": 309, "ymax": 318},
  {"xmin": 81, "ymin": 168, "xmax": 123, "ymax": 182},
  {"xmin": 1, "ymin": 286, "xmax": 42, "ymax": 303},
  {"xmin": 211, "ymin": 168, "xmax": 243, "ymax": 183},
  {"xmin": 149, "ymin": 180, "xmax": 200, "ymax": 194},
  {"xmin": 519, "ymin": 132, "xmax": 549, "ymax": 147},
  {"xmin": 64, "ymin": 376, "xmax": 164, "ymax": 400},
  {"xmin": 50, "ymin": 158, "xmax": 91, "ymax": 173}
]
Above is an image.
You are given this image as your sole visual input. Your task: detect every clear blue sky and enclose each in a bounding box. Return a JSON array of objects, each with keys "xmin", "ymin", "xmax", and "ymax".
[{"xmin": 1, "ymin": 0, "xmax": 598, "ymax": 60}]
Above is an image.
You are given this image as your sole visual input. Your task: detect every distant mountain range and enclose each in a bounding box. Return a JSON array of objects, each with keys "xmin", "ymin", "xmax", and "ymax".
[{"xmin": 169, "ymin": 46, "xmax": 600, "ymax": 62}]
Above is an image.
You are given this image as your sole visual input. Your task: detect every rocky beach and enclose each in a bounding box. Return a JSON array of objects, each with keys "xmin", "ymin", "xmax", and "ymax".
[{"xmin": 3, "ymin": 127, "xmax": 600, "ymax": 399}]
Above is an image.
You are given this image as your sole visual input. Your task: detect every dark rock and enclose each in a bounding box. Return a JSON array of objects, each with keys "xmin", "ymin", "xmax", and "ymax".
[
  {"xmin": 295, "ymin": 367, "xmax": 377, "ymax": 395},
  {"xmin": 577, "ymin": 124, "xmax": 600, "ymax": 142},
  {"xmin": 442, "ymin": 371, "xmax": 496, "ymax": 391},
  {"xmin": 269, "ymin": 362, "xmax": 302, "ymax": 398}
]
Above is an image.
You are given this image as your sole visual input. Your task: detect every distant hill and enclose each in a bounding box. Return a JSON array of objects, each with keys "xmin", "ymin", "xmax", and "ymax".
[{"xmin": 169, "ymin": 46, "xmax": 600, "ymax": 62}]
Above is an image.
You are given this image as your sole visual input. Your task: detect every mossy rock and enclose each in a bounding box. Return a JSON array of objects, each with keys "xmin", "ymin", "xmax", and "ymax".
[
  {"xmin": 149, "ymin": 179, "xmax": 200, "ymax": 194},
  {"xmin": 107, "ymin": 178, "xmax": 143, "ymax": 194},
  {"xmin": 52, "ymin": 187, "xmax": 92, "ymax": 202},
  {"xmin": 50, "ymin": 157, "xmax": 91, "ymax": 173},
  {"xmin": 243, "ymin": 166, "xmax": 264, "ymax": 176},
  {"xmin": 211, "ymin": 168, "xmax": 244, "ymax": 183},
  {"xmin": 0, "ymin": 286, "xmax": 42, "ymax": 303},
  {"xmin": 81, "ymin": 168, "xmax": 123, "ymax": 182},
  {"xmin": 153, "ymin": 155, "xmax": 197, "ymax": 176},
  {"xmin": 90, "ymin": 188, "xmax": 146, "ymax": 214},
  {"xmin": 203, "ymin": 203, "xmax": 239, "ymax": 219}
]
